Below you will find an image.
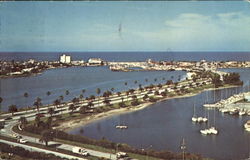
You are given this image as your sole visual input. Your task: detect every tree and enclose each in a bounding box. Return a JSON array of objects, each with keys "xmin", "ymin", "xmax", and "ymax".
[
  {"xmin": 34, "ymin": 98, "xmax": 42, "ymax": 113},
  {"xmin": 79, "ymin": 106, "xmax": 88, "ymax": 114},
  {"xmin": 59, "ymin": 95, "xmax": 64, "ymax": 102},
  {"xmin": 154, "ymin": 78, "xmax": 157, "ymax": 82},
  {"xmin": 8, "ymin": 105, "xmax": 17, "ymax": 115},
  {"xmin": 35, "ymin": 114, "xmax": 41, "ymax": 127},
  {"xmin": 72, "ymin": 97, "xmax": 79, "ymax": 104},
  {"xmin": 145, "ymin": 78, "xmax": 148, "ymax": 82},
  {"xmin": 134, "ymin": 80, "xmax": 138, "ymax": 84},
  {"xmin": 48, "ymin": 108, "xmax": 55, "ymax": 117},
  {"xmin": 96, "ymin": 88, "xmax": 101, "ymax": 106},
  {"xmin": 87, "ymin": 101, "xmax": 94, "ymax": 108},
  {"xmin": 79, "ymin": 94, "xmax": 84, "ymax": 99},
  {"xmin": 39, "ymin": 130, "xmax": 54, "ymax": 146},
  {"xmin": 211, "ymin": 73, "xmax": 222, "ymax": 87},
  {"xmin": 82, "ymin": 89, "xmax": 86, "ymax": 95},
  {"xmin": 19, "ymin": 117, "xmax": 27, "ymax": 128},
  {"xmin": 166, "ymin": 80, "xmax": 173, "ymax": 85},
  {"xmin": 103, "ymin": 98, "xmax": 111, "ymax": 106},
  {"xmin": 65, "ymin": 90, "xmax": 70, "ymax": 96},
  {"xmin": 46, "ymin": 91, "xmax": 51, "ymax": 96},
  {"xmin": 143, "ymin": 94, "xmax": 149, "ymax": 101},
  {"xmin": 118, "ymin": 102, "xmax": 126, "ymax": 108},
  {"xmin": 23, "ymin": 92, "xmax": 28, "ymax": 98},
  {"xmin": 53, "ymin": 99, "xmax": 61, "ymax": 108},
  {"xmin": 68, "ymin": 104, "xmax": 76, "ymax": 115}
]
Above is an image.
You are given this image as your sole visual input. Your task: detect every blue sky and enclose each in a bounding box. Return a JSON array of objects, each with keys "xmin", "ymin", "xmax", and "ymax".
[{"xmin": 1, "ymin": 1, "xmax": 250, "ymax": 52}]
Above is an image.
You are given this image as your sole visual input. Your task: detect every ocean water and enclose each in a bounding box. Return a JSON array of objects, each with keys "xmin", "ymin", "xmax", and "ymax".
[{"xmin": 0, "ymin": 51, "xmax": 250, "ymax": 62}]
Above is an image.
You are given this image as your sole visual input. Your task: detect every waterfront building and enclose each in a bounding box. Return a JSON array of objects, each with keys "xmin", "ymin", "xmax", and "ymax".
[
  {"xmin": 60, "ymin": 54, "xmax": 71, "ymax": 63},
  {"xmin": 88, "ymin": 58, "xmax": 103, "ymax": 65}
]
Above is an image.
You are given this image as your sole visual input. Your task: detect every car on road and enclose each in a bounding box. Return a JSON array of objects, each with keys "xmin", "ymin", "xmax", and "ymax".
[
  {"xmin": 12, "ymin": 133, "xmax": 22, "ymax": 139},
  {"xmin": 17, "ymin": 138, "xmax": 28, "ymax": 143},
  {"xmin": 72, "ymin": 146, "xmax": 90, "ymax": 156},
  {"xmin": 116, "ymin": 152, "xmax": 128, "ymax": 159}
]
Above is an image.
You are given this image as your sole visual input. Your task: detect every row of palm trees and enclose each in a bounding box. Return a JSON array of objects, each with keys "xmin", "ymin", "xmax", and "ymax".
[{"xmin": 1, "ymin": 74, "xmax": 183, "ymax": 115}]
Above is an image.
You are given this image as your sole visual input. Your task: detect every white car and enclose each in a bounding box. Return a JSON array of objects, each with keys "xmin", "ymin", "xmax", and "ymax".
[{"xmin": 18, "ymin": 139, "xmax": 28, "ymax": 143}]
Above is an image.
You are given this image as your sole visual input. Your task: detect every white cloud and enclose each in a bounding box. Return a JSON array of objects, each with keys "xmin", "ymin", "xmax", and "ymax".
[{"xmin": 127, "ymin": 12, "xmax": 250, "ymax": 51}]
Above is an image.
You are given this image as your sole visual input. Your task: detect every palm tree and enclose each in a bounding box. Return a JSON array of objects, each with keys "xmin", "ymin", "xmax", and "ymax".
[
  {"xmin": 48, "ymin": 108, "xmax": 55, "ymax": 117},
  {"xmin": 53, "ymin": 99, "xmax": 61, "ymax": 109},
  {"xmin": 35, "ymin": 114, "xmax": 41, "ymax": 127},
  {"xmin": 39, "ymin": 130, "xmax": 54, "ymax": 146},
  {"xmin": 68, "ymin": 104, "xmax": 76, "ymax": 115},
  {"xmin": 0, "ymin": 97, "xmax": 3, "ymax": 112},
  {"xmin": 111, "ymin": 88, "xmax": 115, "ymax": 93},
  {"xmin": 134, "ymin": 80, "xmax": 138, "ymax": 84},
  {"xmin": 87, "ymin": 101, "xmax": 94, "ymax": 108},
  {"xmin": 65, "ymin": 90, "xmax": 70, "ymax": 96},
  {"xmin": 79, "ymin": 94, "xmax": 84, "ymax": 99},
  {"xmin": 19, "ymin": 116, "xmax": 28, "ymax": 128},
  {"xmin": 34, "ymin": 97, "xmax": 42, "ymax": 113},
  {"xmin": 96, "ymin": 88, "xmax": 101, "ymax": 106},
  {"xmin": 59, "ymin": 95, "xmax": 64, "ymax": 102},
  {"xmin": 82, "ymin": 89, "xmax": 86, "ymax": 94},
  {"xmin": 154, "ymin": 78, "xmax": 158, "ymax": 82},
  {"xmin": 103, "ymin": 98, "xmax": 111, "ymax": 106},
  {"xmin": 72, "ymin": 97, "xmax": 79, "ymax": 104},
  {"xmin": 46, "ymin": 91, "xmax": 51, "ymax": 96},
  {"xmin": 145, "ymin": 78, "xmax": 148, "ymax": 83},
  {"xmin": 8, "ymin": 105, "xmax": 17, "ymax": 116}
]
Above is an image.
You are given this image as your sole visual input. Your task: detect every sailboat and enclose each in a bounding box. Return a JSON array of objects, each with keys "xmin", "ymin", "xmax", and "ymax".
[
  {"xmin": 200, "ymin": 110, "xmax": 210, "ymax": 135},
  {"xmin": 209, "ymin": 107, "xmax": 218, "ymax": 135},
  {"xmin": 192, "ymin": 103, "xmax": 198, "ymax": 122}
]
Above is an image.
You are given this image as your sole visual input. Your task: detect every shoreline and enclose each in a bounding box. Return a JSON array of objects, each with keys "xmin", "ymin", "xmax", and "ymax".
[{"xmin": 56, "ymin": 84, "xmax": 239, "ymax": 132}]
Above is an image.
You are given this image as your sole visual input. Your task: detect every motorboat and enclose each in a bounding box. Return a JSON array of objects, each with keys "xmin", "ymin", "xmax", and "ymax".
[{"xmin": 115, "ymin": 125, "xmax": 128, "ymax": 129}]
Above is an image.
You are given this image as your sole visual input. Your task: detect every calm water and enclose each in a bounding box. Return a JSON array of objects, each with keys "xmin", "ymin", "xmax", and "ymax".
[
  {"xmin": 0, "ymin": 66, "xmax": 185, "ymax": 111},
  {"xmin": 70, "ymin": 68, "xmax": 250, "ymax": 160}
]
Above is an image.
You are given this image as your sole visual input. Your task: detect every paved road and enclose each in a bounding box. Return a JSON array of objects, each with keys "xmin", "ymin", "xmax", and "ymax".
[
  {"xmin": 0, "ymin": 139, "xmax": 87, "ymax": 160},
  {"xmin": 1, "ymin": 120, "xmax": 117, "ymax": 160}
]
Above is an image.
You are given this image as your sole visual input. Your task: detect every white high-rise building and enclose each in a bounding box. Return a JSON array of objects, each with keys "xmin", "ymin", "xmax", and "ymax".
[{"xmin": 60, "ymin": 54, "xmax": 71, "ymax": 63}]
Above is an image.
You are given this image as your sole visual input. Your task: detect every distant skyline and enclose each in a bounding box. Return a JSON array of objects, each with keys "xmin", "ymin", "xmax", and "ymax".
[{"xmin": 1, "ymin": 1, "xmax": 250, "ymax": 52}]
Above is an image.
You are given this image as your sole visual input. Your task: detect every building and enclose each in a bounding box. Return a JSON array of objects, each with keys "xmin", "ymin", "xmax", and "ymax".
[
  {"xmin": 88, "ymin": 58, "xmax": 103, "ymax": 65},
  {"xmin": 60, "ymin": 54, "xmax": 71, "ymax": 63}
]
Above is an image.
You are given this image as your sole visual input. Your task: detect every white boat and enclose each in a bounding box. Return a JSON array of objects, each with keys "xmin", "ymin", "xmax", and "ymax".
[
  {"xmin": 197, "ymin": 117, "xmax": 203, "ymax": 122},
  {"xmin": 202, "ymin": 117, "xmax": 208, "ymax": 122},
  {"xmin": 192, "ymin": 104, "xmax": 197, "ymax": 122},
  {"xmin": 209, "ymin": 127, "xmax": 218, "ymax": 135},
  {"xmin": 200, "ymin": 129, "xmax": 208, "ymax": 135},
  {"xmin": 203, "ymin": 104, "xmax": 217, "ymax": 108},
  {"xmin": 115, "ymin": 125, "xmax": 128, "ymax": 129},
  {"xmin": 219, "ymin": 108, "xmax": 229, "ymax": 113},
  {"xmin": 209, "ymin": 107, "xmax": 219, "ymax": 135},
  {"xmin": 192, "ymin": 117, "xmax": 197, "ymax": 122},
  {"xmin": 239, "ymin": 110, "xmax": 246, "ymax": 116}
]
